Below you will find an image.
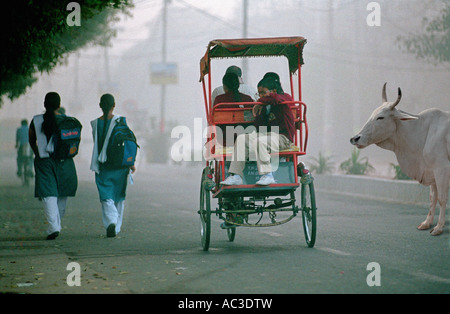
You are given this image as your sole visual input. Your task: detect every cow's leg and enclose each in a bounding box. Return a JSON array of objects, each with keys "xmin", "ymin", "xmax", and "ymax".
[
  {"xmin": 430, "ymin": 171, "xmax": 448, "ymax": 236},
  {"xmin": 418, "ymin": 185, "xmax": 437, "ymax": 231}
]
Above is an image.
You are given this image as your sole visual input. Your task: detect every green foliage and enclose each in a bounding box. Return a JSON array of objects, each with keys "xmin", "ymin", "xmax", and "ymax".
[
  {"xmin": 390, "ymin": 163, "xmax": 412, "ymax": 180},
  {"xmin": 308, "ymin": 152, "xmax": 334, "ymax": 174},
  {"xmin": 339, "ymin": 148, "xmax": 374, "ymax": 175},
  {"xmin": 397, "ymin": 0, "xmax": 450, "ymax": 64},
  {"xmin": 0, "ymin": 0, "xmax": 133, "ymax": 106}
]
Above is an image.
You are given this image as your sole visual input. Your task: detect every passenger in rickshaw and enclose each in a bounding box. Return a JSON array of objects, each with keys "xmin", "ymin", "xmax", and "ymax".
[
  {"xmin": 213, "ymin": 72, "xmax": 254, "ymax": 107},
  {"xmin": 211, "ymin": 65, "xmax": 258, "ymax": 104},
  {"xmin": 220, "ymin": 76, "xmax": 295, "ymax": 186},
  {"xmin": 213, "ymin": 72, "xmax": 254, "ymax": 147}
]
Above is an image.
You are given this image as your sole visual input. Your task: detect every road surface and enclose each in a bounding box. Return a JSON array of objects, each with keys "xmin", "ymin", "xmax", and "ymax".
[{"xmin": 0, "ymin": 160, "xmax": 449, "ymax": 295}]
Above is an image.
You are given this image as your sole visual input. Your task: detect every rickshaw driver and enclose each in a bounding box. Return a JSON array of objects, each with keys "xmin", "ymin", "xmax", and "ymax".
[
  {"xmin": 211, "ymin": 65, "xmax": 258, "ymax": 105},
  {"xmin": 220, "ymin": 77, "xmax": 295, "ymax": 186}
]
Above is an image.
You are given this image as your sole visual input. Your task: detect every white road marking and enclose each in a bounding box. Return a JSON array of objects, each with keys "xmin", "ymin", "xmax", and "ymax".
[
  {"xmin": 412, "ymin": 271, "xmax": 450, "ymax": 284},
  {"xmin": 261, "ymin": 231, "xmax": 283, "ymax": 237},
  {"xmin": 317, "ymin": 247, "xmax": 351, "ymax": 256}
]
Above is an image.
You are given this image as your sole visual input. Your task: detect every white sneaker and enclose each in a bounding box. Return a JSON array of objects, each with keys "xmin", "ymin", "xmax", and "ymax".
[
  {"xmin": 220, "ymin": 174, "xmax": 243, "ymax": 186},
  {"xmin": 256, "ymin": 173, "xmax": 276, "ymax": 185}
]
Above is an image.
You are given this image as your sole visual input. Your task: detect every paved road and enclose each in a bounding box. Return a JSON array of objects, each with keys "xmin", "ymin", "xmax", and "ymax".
[{"xmin": 0, "ymin": 160, "xmax": 449, "ymax": 295}]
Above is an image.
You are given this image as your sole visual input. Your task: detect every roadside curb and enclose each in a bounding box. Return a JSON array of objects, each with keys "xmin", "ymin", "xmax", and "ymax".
[{"xmin": 312, "ymin": 174, "xmax": 442, "ymax": 206}]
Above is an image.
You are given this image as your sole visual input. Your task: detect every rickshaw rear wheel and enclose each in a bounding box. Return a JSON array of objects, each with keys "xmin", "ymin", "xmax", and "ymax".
[
  {"xmin": 301, "ymin": 181, "xmax": 317, "ymax": 248},
  {"xmin": 199, "ymin": 168, "xmax": 211, "ymax": 251}
]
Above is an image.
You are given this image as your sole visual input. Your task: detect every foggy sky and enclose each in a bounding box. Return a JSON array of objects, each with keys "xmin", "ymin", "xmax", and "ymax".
[{"xmin": 1, "ymin": 0, "xmax": 448, "ymax": 176}]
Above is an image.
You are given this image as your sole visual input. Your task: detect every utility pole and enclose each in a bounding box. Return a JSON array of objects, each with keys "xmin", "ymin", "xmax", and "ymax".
[
  {"xmin": 160, "ymin": 0, "xmax": 169, "ymax": 134},
  {"xmin": 104, "ymin": 46, "xmax": 111, "ymax": 88},
  {"xmin": 242, "ymin": 0, "xmax": 248, "ymax": 82},
  {"xmin": 321, "ymin": 0, "xmax": 334, "ymax": 154},
  {"xmin": 71, "ymin": 52, "xmax": 80, "ymax": 113},
  {"xmin": 352, "ymin": 2, "xmax": 361, "ymax": 133}
]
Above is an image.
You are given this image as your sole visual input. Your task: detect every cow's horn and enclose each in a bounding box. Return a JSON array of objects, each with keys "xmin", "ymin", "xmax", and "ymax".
[
  {"xmin": 382, "ymin": 82, "xmax": 387, "ymax": 103},
  {"xmin": 389, "ymin": 88, "xmax": 402, "ymax": 109}
]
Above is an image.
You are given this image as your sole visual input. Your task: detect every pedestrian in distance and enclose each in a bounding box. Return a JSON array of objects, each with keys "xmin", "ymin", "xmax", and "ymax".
[{"xmin": 16, "ymin": 118, "xmax": 33, "ymax": 182}]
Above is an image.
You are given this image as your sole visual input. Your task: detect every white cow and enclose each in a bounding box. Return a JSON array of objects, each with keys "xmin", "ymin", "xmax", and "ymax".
[{"xmin": 350, "ymin": 83, "xmax": 449, "ymax": 236}]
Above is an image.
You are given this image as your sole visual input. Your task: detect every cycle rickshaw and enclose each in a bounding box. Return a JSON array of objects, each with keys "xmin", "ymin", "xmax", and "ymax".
[{"xmin": 198, "ymin": 37, "xmax": 316, "ymax": 251}]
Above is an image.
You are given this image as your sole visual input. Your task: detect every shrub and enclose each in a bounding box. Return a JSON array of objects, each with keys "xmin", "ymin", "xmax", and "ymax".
[
  {"xmin": 308, "ymin": 152, "xmax": 334, "ymax": 174},
  {"xmin": 339, "ymin": 148, "xmax": 374, "ymax": 175},
  {"xmin": 390, "ymin": 163, "xmax": 412, "ymax": 180}
]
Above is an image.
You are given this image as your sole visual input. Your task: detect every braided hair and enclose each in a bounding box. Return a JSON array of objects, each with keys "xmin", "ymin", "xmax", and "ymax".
[
  {"xmin": 99, "ymin": 93, "xmax": 115, "ymax": 120},
  {"xmin": 42, "ymin": 92, "xmax": 61, "ymax": 140}
]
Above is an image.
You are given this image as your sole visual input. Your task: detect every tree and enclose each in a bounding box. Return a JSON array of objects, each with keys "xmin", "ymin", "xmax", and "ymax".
[
  {"xmin": 397, "ymin": 0, "xmax": 450, "ymax": 64},
  {"xmin": 0, "ymin": 0, "xmax": 133, "ymax": 107}
]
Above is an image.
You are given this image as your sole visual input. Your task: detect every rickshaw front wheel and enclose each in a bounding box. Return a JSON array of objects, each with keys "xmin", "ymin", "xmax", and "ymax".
[
  {"xmin": 227, "ymin": 227, "xmax": 236, "ymax": 242},
  {"xmin": 301, "ymin": 180, "xmax": 317, "ymax": 248},
  {"xmin": 199, "ymin": 168, "xmax": 211, "ymax": 251}
]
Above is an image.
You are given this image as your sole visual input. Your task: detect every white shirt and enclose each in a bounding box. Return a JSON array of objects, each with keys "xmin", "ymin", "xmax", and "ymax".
[
  {"xmin": 90, "ymin": 115, "xmax": 120, "ymax": 174},
  {"xmin": 32, "ymin": 114, "xmax": 54, "ymax": 158}
]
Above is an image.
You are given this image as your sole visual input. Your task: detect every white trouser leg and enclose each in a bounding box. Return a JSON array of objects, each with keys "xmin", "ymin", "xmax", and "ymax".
[
  {"xmin": 42, "ymin": 197, "xmax": 61, "ymax": 235},
  {"xmin": 115, "ymin": 200, "xmax": 125, "ymax": 233},
  {"xmin": 229, "ymin": 131, "xmax": 291, "ymax": 177},
  {"xmin": 101, "ymin": 199, "xmax": 126, "ymax": 234},
  {"xmin": 101, "ymin": 199, "xmax": 117, "ymax": 230},
  {"xmin": 57, "ymin": 197, "xmax": 68, "ymax": 221}
]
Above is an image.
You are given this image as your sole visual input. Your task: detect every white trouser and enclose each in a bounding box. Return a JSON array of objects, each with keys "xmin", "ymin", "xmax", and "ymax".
[
  {"xmin": 101, "ymin": 199, "xmax": 125, "ymax": 233},
  {"xmin": 229, "ymin": 131, "xmax": 291, "ymax": 177},
  {"xmin": 41, "ymin": 196, "xmax": 67, "ymax": 235}
]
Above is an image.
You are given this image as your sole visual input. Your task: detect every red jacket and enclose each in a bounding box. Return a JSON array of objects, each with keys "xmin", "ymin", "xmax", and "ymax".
[
  {"xmin": 254, "ymin": 93, "xmax": 295, "ymax": 143},
  {"xmin": 213, "ymin": 91, "xmax": 254, "ymax": 107}
]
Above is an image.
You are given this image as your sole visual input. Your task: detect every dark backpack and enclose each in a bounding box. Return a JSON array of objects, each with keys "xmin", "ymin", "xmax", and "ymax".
[
  {"xmin": 106, "ymin": 117, "xmax": 139, "ymax": 168},
  {"xmin": 53, "ymin": 116, "xmax": 82, "ymax": 159}
]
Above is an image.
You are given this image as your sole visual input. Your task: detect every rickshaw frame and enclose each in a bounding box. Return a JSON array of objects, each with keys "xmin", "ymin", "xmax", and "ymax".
[{"xmin": 198, "ymin": 37, "xmax": 316, "ymax": 251}]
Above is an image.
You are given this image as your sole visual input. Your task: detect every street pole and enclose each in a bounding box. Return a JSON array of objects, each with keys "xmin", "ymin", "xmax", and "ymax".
[
  {"xmin": 160, "ymin": 0, "xmax": 168, "ymax": 134},
  {"xmin": 321, "ymin": 0, "xmax": 334, "ymax": 154},
  {"xmin": 242, "ymin": 0, "xmax": 248, "ymax": 82}
]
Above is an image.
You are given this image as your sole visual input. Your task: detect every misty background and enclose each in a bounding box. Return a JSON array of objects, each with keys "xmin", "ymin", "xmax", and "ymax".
[{"xmin": 1, "ymin": 0, "xmax": 449, "ymax": 178}]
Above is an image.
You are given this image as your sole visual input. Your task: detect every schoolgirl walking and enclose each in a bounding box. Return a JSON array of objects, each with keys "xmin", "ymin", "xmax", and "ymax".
[
  {"xmin": 90, "ymin": 94, "xmax": 136, "ymax": 238},
  {"xmin": 29, "ymin": 92, "xmax": 79, "ymax": 240}
]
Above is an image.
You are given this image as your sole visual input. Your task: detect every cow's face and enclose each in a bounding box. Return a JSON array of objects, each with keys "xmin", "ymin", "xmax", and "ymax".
[
  {"xmin": 350, "ymin": 105, "xmax": 398, "ymax": 148},
  {"xmin": 350, "ymin": 83, "xmax": 417, "ymax": 149}
]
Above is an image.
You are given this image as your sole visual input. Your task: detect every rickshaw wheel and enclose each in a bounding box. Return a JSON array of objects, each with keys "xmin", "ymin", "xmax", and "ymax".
[
  {"xmin": 199, "ymin": 168, "xmax": 211, "ymax": 251},
  {"xmin": 227, "ymin": 227, "xmax": 236, "ymax": 242},
  {"xmin": 301, "ymin": 181, "xmax": 317, "ymax": 248}
]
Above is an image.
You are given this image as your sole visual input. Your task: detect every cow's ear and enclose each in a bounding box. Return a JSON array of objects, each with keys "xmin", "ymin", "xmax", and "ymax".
[{"xmin": 395, "ymin": 110, "xmax": 418, "ymax": 121}]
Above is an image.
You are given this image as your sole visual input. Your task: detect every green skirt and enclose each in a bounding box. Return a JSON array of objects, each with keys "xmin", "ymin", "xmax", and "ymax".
[
  {"xmin": 95, "ymin": 165, "xmax": 129, "ymax": 203},
  {"xmin": 34, "ymin": 157, "xmax": 78, "ymax": 198}
]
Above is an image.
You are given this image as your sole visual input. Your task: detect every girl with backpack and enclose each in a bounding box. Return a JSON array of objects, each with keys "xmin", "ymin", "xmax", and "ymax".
[
  {"xmin": 90, "ymin": 94, "xmax": 136, "ymax": 238},
  {"xmin": 29, "ymin": 92, "xmax": 78, "ymax": 240}
]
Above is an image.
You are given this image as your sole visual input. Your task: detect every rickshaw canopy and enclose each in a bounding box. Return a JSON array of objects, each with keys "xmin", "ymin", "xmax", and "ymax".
[{"xmin": 199, "ymin": 36, "xmax": 307, "ymax": 81}]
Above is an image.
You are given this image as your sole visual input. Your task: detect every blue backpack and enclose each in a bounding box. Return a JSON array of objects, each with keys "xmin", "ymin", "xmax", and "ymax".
[
  {"xmin": 106, "ymin": 117, "xmax": 139, "ymax": 168},
  {"xmin": 53, "ymin": 116, "xmax": 82, "ymax": 159}
]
